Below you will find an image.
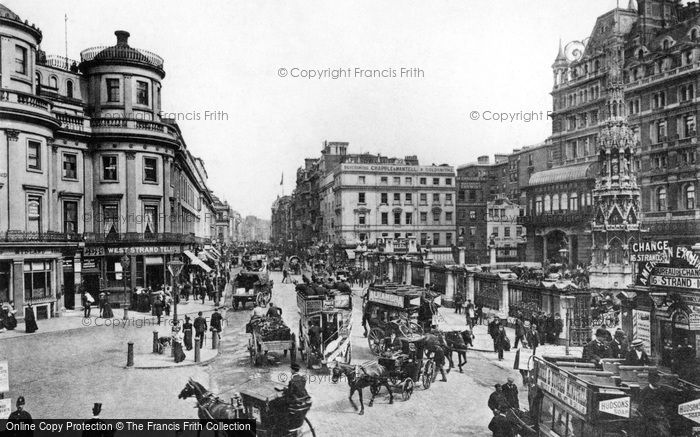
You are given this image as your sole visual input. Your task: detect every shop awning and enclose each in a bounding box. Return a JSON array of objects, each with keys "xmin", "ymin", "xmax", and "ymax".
[
  {"xmin": 183, "ymin": 250, "xmax": 212, "ymax": 273},
  {"xmin": 345, "ymin": 249, "xmax": 356, "ymax": 260}
]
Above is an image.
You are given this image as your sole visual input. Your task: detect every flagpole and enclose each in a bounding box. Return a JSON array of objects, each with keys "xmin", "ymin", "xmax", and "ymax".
[{"xmin": 64, "ymin": 14, "xmax": 68, "ymax": 69}]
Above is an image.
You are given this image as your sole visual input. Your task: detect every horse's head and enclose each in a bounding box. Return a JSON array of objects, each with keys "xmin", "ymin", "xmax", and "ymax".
[
  {"xmin": 178, "ymin": 379, "xmax": 196, "ymax": 400},
  {"xmin": 330, "ymin": 360, "xmax": 350, "ymax": 384}
]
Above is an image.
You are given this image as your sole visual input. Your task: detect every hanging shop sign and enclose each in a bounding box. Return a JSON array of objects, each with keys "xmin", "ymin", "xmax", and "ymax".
[
  {"xmin": 688, "ymin": 311, "xmax": 700, "ymax": 331},
  {"xmin": 599, "ymin": 397, "xmax": 630, "ymax": 418},
  {"xmin": 636, "ymin": 246, "xmax": 700, "ymax": 287},
  {"xmin": 82, "ymin": 258, "xmax": 100, "ymax": 272}
]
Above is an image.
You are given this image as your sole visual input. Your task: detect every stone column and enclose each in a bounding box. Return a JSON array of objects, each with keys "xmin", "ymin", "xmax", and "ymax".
[
  {"xmin": 490, "ymin": 246, "xmax": 497, "ymax": 265},
  {"xmin": 458, "ymin": 247, "xmax": 465, "ymax": 265},
  {"xmin": 445, "ymin": 270, "xmax": 455, "ymax": 305},
  {"xmin": 125, "ymin": 152, "xmax": 137, "ymax": 233},
  {"xmin": 405, "ymin": 263, "xmax": 412, "ymax": 285},
  {"xmin": 465, "ymin": 272, "xmax": 475, "ymax": 302},
  {"xmin": 54, "ymin": 258, "xmax": 63, "ymax": 317},
  {"xmin": 387, "ymin": 261, "xmax": 394, "ymax": 282},
  {"xmin": 13, "ymin": 260, "xmax": 24, "ymax": 321},
  {"xmin": 163, "ymin": 157, "xmax": 171, "ymax": 233},
  {"xmin": 500, "ymin": 279, "xmax": 510, "ymax": 319}
]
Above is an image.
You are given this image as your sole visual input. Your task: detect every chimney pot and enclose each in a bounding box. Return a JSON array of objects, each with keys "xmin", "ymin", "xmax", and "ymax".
[{"xmin": 115, "ymin": 30, "xmax": 130, "ymax": 46}]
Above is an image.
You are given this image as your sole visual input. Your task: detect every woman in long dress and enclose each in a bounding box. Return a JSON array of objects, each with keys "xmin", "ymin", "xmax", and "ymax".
[
  {"xmin": 4, "ymin": 304, "xmax": 17, "ymax": 330},
  {"xmin": 25, "ymin": 304, "xmax": 38, "ymax": 333},
  {"xmin": 172, "ymin": 326, "xmax": 186, "ymax": 363},
  {"xmin": 183, "ymin": 316, "xmax": 193, "ymax": 351},
  {"xmin": 101, "ymin": 295, "xmax": 114, "ymax": 318}
]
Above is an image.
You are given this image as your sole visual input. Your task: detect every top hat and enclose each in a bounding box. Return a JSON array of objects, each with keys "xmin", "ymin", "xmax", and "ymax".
[{"xmin": 291, "ymin": 363, "xmax": 301, "ymax": 372}]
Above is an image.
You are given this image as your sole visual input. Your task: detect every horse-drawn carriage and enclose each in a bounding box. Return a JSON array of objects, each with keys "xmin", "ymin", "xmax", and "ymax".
[
  {"xmin": 179, "ymin": 379, "xmax": 316, "ymax": 437},
  {"xmin": 247, "ymin": 317, "xmax": 296, "ymax": 366},
  {"xmin": 288, "ymin": 256, "xmax": 301, "ymax": 275},
  {"xmin": 269, "ymin": 256, "xmax": 284, "ymax": 271},
  {"xmin": 232, "ymin": 270, "xmax": 272, "ymax": 310},
  {"xmin": 296, "ymin": 290, "xmax": 352, "ymax": 369},
  {"xmin": 375, "ymin": 335, "xmax": 430, "ymax": 400},
  {"xmin": 362, "ymin": 283, "xmax": 425, "ymax": 355}
]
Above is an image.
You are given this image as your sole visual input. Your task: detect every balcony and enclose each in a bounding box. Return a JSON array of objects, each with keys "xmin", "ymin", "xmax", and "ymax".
[
  {"xmin": 89, "ymin": 118, "xmax": 179, "ymax": 142},
  {"xmin": 56, "ymin": 113, "xmax": 88, "ymax": 132},
  {"xmin": 38, "ymin": 55, "xmax": 80, "ymax": 72},
  {"xmin": 0, "ymin": 231, "xmax": 83, "ymax": 243},
  {"xmin": 84, "ymin": 232, "xmax": 195, "ymax": 244},
  {"xmin": 0, "ymin": 89, "xmax": 58, "ymax": 128}
]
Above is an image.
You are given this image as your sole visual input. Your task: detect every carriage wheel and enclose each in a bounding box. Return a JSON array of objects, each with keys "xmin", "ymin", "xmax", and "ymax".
[
  {"xmin": 402, "ymin": 378, "xmax": 414, "ymax": 401},
  {"xmin": 367, "ymin": 328, "xmax": 386, "ymax": 355},
  {"xmin": 422, "ymin": 361, "xmax": 434, "ymax": 389},
  {"xmin": 369, "ymin": 384, "xmax": 380, "ymax": 396},
  {"xmin": 298, "ymin": 417, "xmax": 316, "ymax": 437}
]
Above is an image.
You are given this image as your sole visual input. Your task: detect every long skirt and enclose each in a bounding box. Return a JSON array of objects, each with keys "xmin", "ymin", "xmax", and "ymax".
[
  {"xmin": 25, "ymin": 318, "xmax": 38, "ymax": 333},
  {"xmin": 5, "ymin": 314, "xmax": 17, "ymax": 330},
  {"xmin": 173, "ymin": 342, "xmax": 186, "ymax": 363},
  {"xmin": 184, "ymin": 330, "xmax": 193, "ymax": 350},
  {"xmin": 102, "ymin": 303, "xmax": 114, "ymax": 318}
]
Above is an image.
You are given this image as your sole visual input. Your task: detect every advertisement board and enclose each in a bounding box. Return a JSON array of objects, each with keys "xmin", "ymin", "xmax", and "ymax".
[
  {"xmin": 599, "ymin": 397, "xmax": 630, "ymax": 418},
  {"xmin": 632, "ymin": 310, "xmax": 652, "ymax": 356},
  {"xmin": 536, "ymin": 360, "xmax": 589, "ymax": 415}
]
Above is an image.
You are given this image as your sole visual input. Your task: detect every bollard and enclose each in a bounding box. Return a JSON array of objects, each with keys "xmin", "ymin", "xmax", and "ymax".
[
  {"xmin": 195, "ymin": 338, "xmax": 201, "ymax": 363},
  {"xmin": 127, "ymin": 342, "xmax": 134, "ymax": 367},
  {"xmin": 123, "ymin": 307, "xmax": 129, "ymax": 320},
  {"xmin": 153, "ymin": 331, "xmax": 159, "ymax": 353},
  {"xmin": 212, "ymin": 331, "xmax": 219, "ymax": 349}
]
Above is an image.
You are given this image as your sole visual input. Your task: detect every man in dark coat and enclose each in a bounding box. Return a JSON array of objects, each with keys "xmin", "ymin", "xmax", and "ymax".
[
  {"xmin": 514, "ymin": 317, "xmax": 527, "ymax": 349},
  {"xmin": 210, "ymin": 308, "xmax": 223, "ymax": 346},
  {"xmin": 526, "ymin": 324, "xmax": 540, "ymax": 355},
  {"xmin": 583, "ymin": 328, "xmax": 610, "ymax": 366},
  {"xmin": 153, "ymin": 297, "xmax": 163, "ymax": 325},
  {"xmin": 488, "ymin": 408, "xmax": 515, "ymax": 437},
  {"xmin": 552, "ymin": 314, "xmax": 564, "ymax": 344},
  {"xmin": 625, "ymin": 338, "xmax": 651, "ymax": 366},
  {"xmin": 488, "ymin": 318, "xmax": 501, "ymax": 352},
  {"xmin": 495, "ymin": 325, "xmax": 509, "ymax": 361},
  {"xmin": 82, "ymin": 402, "xmax": 114, "ymax": 437},
  {"xmin": 7, "ymin": 396, "xmax": 33, "ymax": 437},
  {"xmin": 608, "ymin": 329, "xmax": 627, "ymax": 360},
  {"xmin": 502, "ymin": 377, "xmax": 519, "ymax": 409},
  {"xmin": 267, "ymin": 302, "xmax": 282, "ymax": 318},
  {"xmin": 636, "ymin": 371, "xmax": 671, "ymax": 436},
  {"xmin": 487, "ymin": 384, "xmax": 510, "ymax": 413},
  {"xmin": 194, "ymin": 311, "xmax": 207, "ymax": 347}
]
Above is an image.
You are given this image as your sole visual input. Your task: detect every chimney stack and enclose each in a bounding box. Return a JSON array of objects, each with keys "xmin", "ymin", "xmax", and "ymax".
[{"xmin": 115, "ymin": 30, "xmax": 130, "ymax": 46}]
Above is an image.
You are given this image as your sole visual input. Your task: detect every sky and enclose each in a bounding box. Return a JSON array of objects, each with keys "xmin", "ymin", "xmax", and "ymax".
[{"xmin": 5, "ymin": 0, "xmax": 633, "ymax": 219}]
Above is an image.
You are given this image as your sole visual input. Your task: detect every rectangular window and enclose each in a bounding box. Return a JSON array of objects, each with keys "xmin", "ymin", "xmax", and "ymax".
[
  {"xmin": 102, "ymin": 155, "xmax": 118, "ymax": 181},
  {"xmin": 393, "ymin": 193, "xmax": 401, "ymax": 204},
  {"xmin": 358, "ymin": 215, "xmax": 366, "ymax": 225},
  {"xmin": 405, "ymin": 213, "xmax": 413, "ymax": 225},
  {"xmin": 445, "ymin": 178, "xmax": 452, "ymax": 186},
  {"xmin": 458, "ymin": 190, "xmax": 465, "ymax": 201},
  {"xmin": 446, "ymin": 212, "xmax": 453, "ymax": 223},
  {"xmin": 394, "ymin": 212, "xmax": 401, "ymax": 225},
  {"xmin": 62, "ymin": 153, "xmax": 77, "ymax": 179},
  {"xmin": 380, "ymin": 177, "xmax": 388, "ymax": 185},
  {"xmin": 446, "ymin": 233, "xmax": 453, "ymax": 246},
  {"xmin": 27, "ymin": 140, "xmax": 41, "ymax": 171},
  {"xmin": 433, "ymin": 212, "xmax": 440, "ymax": 223},
  {"xmin": 433, "ymin": 193, "xmax": 440, "ymax": 203},
  {"xmin": 15, "ymin": 45, "xmax": 27, "ymax": 74},
  {"xmin": 143, "ymin": 205, "xmax": 158, "ymax": 235},
  {"xmin": 405, "ymin": 177, "xmax": 412, "ymax": 185},
  {"xmin": 433, "ymin": 233, "xmax": 440, "ymax": 245},
  {"xmin": 420, "ymin": 178, "xmax": 427, "ymax": 185},
  {"xmin": 405, "ymin": 193, "xmax": 412, "ymax": 204},
  {"xmin": 504, "ymin": 227, "xmax": 511, "ymax": 237},
  {"xmin": 433, "ymin": 178, "xmax": 440, "ymax": 185},
  {"xmin": 445, "ymin": 193, "xmax": 453, "ymax": 204},
  {"xmin": 469, "ymin": 227, "xmax": 476, "ymax": 236},
  {"xmin": 420, "ymin": 212, "xmax": 427, "ymax": 223},
  {"xmin": 358, "ymin": 176, "xmax": 366, "ymax": 184},
  {"xmin": 358, "ymin": 192, "xmax": 366, "ymax": 204},
  {"xmin": 144, "ymin": 157, "xmax": 158, "ymax": 183},
  {"xmin": 63, "ymin": 201, "xmax": 78, "ymax": 234},
  {"xmin": 381, "ymin": 193, "xmax": 388, "ymax": 204},
  {"xmin": 106, "ymin": 79, "xmax": 120, "ymax": 103},
  {"xmin": 381, "ymin": 212, "xmax": 388, "ymax": 225},
  {"xmin": 102, "ymin": 204, "xmax": 119, "ymax": 234},
  {"xmin": 136, "ymin": 80, "xmax": 149, "ymax": 105},
  {"xmin": 493, "ymin": 227, "xmax": 499, "ymax": 237},
  {"xmin": 26, "ymin": 196, "xmax": 41, "ymax": 234},
  {"xmin": 469, "ymin": 210, "xmax": 476, "ymax": 220},
  {"xmin": 393, "ymin": 176, "xmax": 400, "ymax": 185},
  {"xmin": 420, "ymin": 233, "xmax": 428, "ymax": 245},
  {"xmin": 516, "ymin": 226, "xmax": 522, "ymax": 237},
  {"xmin": 420, "ymin": 193, "xmax": 427, "ymax": 205},
  {"xmin": 24, "ymin": 261, "xmax": 52, "ymax": 300}
]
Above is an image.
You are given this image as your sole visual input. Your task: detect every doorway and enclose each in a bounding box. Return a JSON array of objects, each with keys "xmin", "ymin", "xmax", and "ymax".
[{"xmin": 63, "ymin": 272, "xmax": 75, "ymax": 309}]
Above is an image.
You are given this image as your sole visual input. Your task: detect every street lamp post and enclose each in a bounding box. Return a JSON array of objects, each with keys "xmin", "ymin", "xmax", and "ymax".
[
  {"xmin": 120, "ymin": 255, "xmax": 130, "ymax": 320},
  {"xmin": 561, "ymin": 295, "xmax": 577, "ymax": 356},
  {"xmin": 167, "ymin": 259, "xmax": 184, "ymax": 324}
]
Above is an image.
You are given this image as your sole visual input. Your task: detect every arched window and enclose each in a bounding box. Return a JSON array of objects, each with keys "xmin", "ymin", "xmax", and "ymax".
[
  {"xmin": 561, "ymin": 193, "xmax": 568, "ymax": 210},
  {"xmin": 66, "ymin": 80, "xmax": 74, "ymax": 98},
  {"xmin": 535, "ymin": 196, "xmax": 543, "ymax": 215},
  {"xmin": 570, "ymin": 192, "xmax": 578, "ymax": 211},
  {"xmin": 552, "ymin": 194, "xmax": 560, "ymax": 211},
  {"xmin": 35, "ymin": 72, "xmax": 41, "ymax": 92},
  {"xmin": 544, "ymin": 195, "xmax": 551, "ymax": 212},
  {"xmin": 49, "ymin": 76, "xmax": 58, "ymax": 89},
  {"xmin": 609, "ymin": 239, "xmax": 624, "ymax": 264},
  {"xmin": 657, "ymin": 187, "xmax": 667, "ymax": 211},
  {"xmin": 686, "ymin": 184, "xmax": 696, "ymax": 209}
]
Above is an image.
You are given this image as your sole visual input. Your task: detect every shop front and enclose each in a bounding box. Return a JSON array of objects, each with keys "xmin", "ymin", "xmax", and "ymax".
[
  {"xmin": 0, "ymin": 247, "xmax": 67, "ymax": 321},
  {"xmin": 81, "ymin": 244, "xmax": 183, "ymax": 307}
]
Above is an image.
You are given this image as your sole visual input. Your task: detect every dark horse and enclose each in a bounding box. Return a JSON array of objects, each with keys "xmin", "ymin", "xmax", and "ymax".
[
  {"xmin": 178, "ymin": 379, "xmax": 240, "ymax": 436},
  {"xmin": 331, "ymin": 361, "xmax": 393, "ymax": 415}
]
